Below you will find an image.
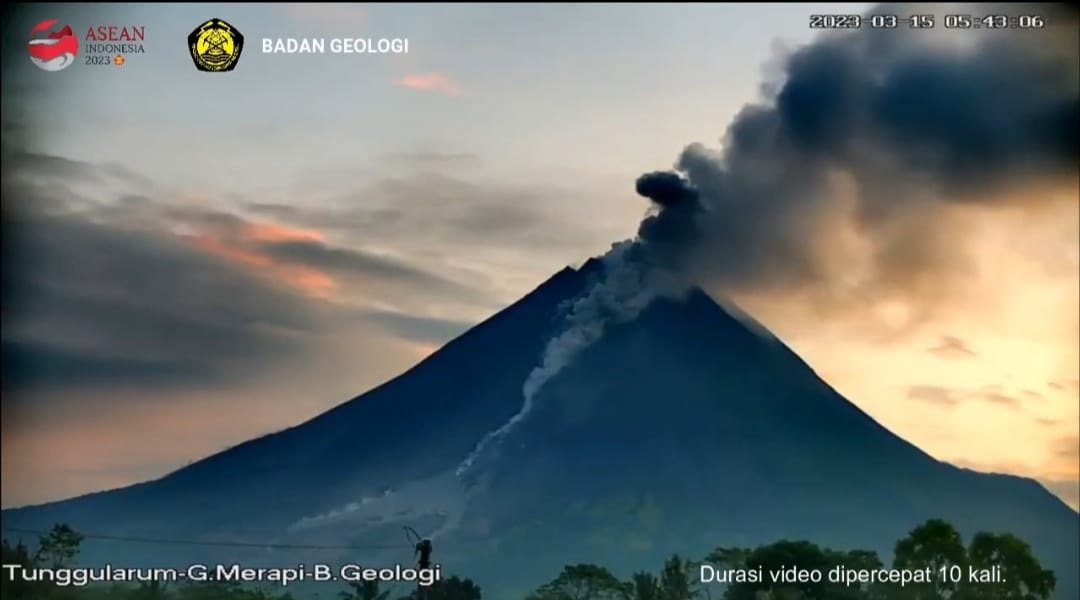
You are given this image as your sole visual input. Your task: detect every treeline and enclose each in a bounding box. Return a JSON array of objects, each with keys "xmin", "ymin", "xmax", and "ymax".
[
  {"xmin": 525, "ymin": 518, "xmax": 1055, "ymax": 599},
  {"xmin": 1, "ymin": 519, "xmax": 1056, "ymax": 599}
]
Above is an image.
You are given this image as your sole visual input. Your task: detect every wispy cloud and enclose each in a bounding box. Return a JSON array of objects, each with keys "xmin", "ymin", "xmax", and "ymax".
[
  {"xmin": 907, "ymin": 385, "xmax": 961, "ymax": 407},
  {"xmin": 185, "ymin": 233, "xmax": 338, "ymax": 299},
  {"xmin": 1041, "ymin": 435, "xmax": 1079, "ymax": 509},
  {"xmin": 395, "ymin": 72, "xmax": 463, "ymax": 96},
  {"xmin": 1050, "ymin": 434, "xmax": 1079, "ymax": 469},
  {"xmin": 0, "ymin": 151, "xmax": 497, "ymax": 398},
  {"xmin": 906, "ymin": 384, "xmax": 1022, "ymax": 409},
  {"xmin": 244, "ymin": 222, "xmax": 325, "ymax": 243},
  {"xmin": 1, "ymin": 209, "xmax": 322, "ymax": 394},
  {"xmin": 173, "ymin": 216, "xmax": 338, "ymax": 297},
  {"xmin": 926, "ymin": 335, "xmax": 977, "ymax": 359},
  {"xmin": 1049, "ymin": 379, "xmax": 1080, "ymax": 392},
  {"xmin": 975, "ymin": 388, "xmax": 1021, "ymax": 408}
]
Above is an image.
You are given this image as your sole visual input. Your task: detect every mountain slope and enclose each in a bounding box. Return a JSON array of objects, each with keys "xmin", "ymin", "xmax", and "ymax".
[{"xmin": 4, "ymin": 262, "xmax": 1077, "ymax": 599}]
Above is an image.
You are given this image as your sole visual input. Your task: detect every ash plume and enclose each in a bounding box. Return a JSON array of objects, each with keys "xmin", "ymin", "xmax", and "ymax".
[
  {"xmin": 641, "ymin": 3, "xmax": 1078, "ymax": 298},
  {"xmin": 456, "ymin": 3, "xmax": 1079, "ymax": 476}
]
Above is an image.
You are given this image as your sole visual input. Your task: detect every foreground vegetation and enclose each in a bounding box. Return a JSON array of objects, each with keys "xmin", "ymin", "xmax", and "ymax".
[{"xmin": 1, "ymin": 519, "xmax": 1055, "ymax": 599}]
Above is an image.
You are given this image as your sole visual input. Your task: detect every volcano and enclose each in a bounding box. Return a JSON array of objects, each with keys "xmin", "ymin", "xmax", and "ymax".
[{"xmin": 3, "ymin": 260, "xmax": 1078, "ymax": 598}]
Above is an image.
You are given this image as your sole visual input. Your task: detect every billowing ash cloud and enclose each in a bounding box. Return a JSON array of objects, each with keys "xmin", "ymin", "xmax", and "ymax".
[
  {"xmin": 457, "ymin": 3, "xmax": 1079, "ymax": 476},
  {"xmin": 635, "ymin": 172, "xmax": 704, "ymax": 271},
  {"xmin": 635, "ymin": 171, "xmax": 698, "ymax": 208},
  {"xmin": 637, "ymin": 3, "xmax": 1078, "ymax": 296}
]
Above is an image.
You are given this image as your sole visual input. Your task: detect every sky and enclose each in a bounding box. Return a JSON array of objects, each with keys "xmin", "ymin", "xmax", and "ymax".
[{"xmin": 1, "ymin": 3, "xmax": 1077, "ymax": 511}]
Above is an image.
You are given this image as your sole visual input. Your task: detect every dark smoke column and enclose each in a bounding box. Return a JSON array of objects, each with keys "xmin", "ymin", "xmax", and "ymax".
[{"xmin": 631, "ymin": 2, "xmax": 1078, "ymax": 297}]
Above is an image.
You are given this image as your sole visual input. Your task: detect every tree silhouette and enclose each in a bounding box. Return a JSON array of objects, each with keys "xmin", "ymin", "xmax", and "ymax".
[
  {"xmin": 626, "ymin": 572, "xmax": 661, "ymax": 600},
  {"xmin": 957, "ymin": 532, "xmax": 1055, "ymax": 600},
  {"xmin": 892, "ymin": 519, "xmax": 967, "ymax": 600},
  {"xmin": 395, "ymin": 575, "xmax": 482, "ymax": 599},
  {"xmin": 526, "ymin": 564, "xmax": 628, "ymax": 600},
  {"xmin": 130, "ymin": 580, "xmax": 171, "ymax": 600},
  {"xmin": 721, "ymin": 540, "xmax": 838, "ymax": 600},
  {"xmin": 1, "ymin": 537, "xmax": 38, "ymax": 599},
  {"xmin": 34, "ymin": 523, "xmax": 85, "ymax": 569},
  {"xmin": 703, "ymin": 547, "xmax": 751, "ymax": 571},
  {"xmin": 828, "ymin": 549, "xmax": 888, "ymax": 600},
  {"xmin": 658, "ymin": 555, "xmax": 701, "ymax": 599}
]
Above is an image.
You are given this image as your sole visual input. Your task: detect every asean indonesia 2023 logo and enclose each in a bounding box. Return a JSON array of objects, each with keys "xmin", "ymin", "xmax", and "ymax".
[
  {"xmin": 188, "ymin": 18, "xmax": 244, "ymax": 72},
  {"xmin": 28, "ymin": 19, "xmax": 79, "ymax": 71}
]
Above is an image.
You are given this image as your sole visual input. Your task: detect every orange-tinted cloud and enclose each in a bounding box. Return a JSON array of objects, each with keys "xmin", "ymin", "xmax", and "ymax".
[
  {"xmin": 243, "ymin": 222, "xmax": 324, "ymax": 243},
  {"xmin": 183, "ymin": 221, "xmax": 337, "ymax": 298},
  {"xmin": 395, "ymin": 73, "xmax": 462, "ymax": 96}
]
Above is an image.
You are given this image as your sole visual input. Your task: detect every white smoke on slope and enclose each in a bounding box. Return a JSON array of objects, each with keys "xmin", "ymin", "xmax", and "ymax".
[
  {"xmin": 289, "ymin": 471, "xmax": 474, "ymax": 540},
  {"xmin": 455, "ymin": 241, "xmax": 683, "ymax": 476}
]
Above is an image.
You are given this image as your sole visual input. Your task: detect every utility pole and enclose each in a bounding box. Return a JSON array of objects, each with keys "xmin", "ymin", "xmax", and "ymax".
[
  {"xmin": 404, "ymin": 527, "xmax": 432, "ymax": 600},
  {"xmin": 415, "ymin": 537, "xmax": 432, "ymax": 599}
]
